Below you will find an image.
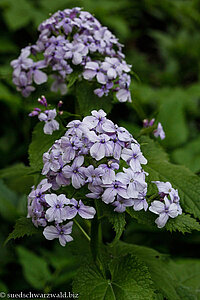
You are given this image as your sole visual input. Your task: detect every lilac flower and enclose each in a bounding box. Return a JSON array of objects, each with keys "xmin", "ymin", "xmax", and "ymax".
[
  {"xmin": 43, "ymin": 222, "xmax": 73, "ymax": 246},
  {"xmin": 94, "ymin": 82, "xmax": 113, "ymax": 98},
  {"xmin": 42, "ymin": 152, "xmax": 60, "ymax": 175},
  {"xmin": 116, "ymin": 89, "xmax": 131, "ymax": 103},
  {"xmin": 83, "ymin": 109, "xmax": 107, "ymax": 131},
  {"xmin": 45, "ymin": 193, "xmax": 70, "ymax": 223},
  {"xmin": 90, "ymin": 134, "xmax": 113, "ymax": 161},
  {"xmin": 94, "ymin": 27, "xmax": 118, "ymax": 47},
  {"xmin": 28, "ymin": 179, "xmax": 52, "ymax": 227},
  {"xmin": 83, "ymin": 62, "xmax": 107, "ymax": 84},
  {"xmin": 29, "ymin": 61, "xmax": 48, "ymax": 85},
  {"xmin": 149, "ymin": 196, "xmax": 179, "ymax": 228},
  {"xmin": 151, "ymin": 180, "xmax": 182, "ymax": 218},
  {"xmin": 152, "ymin": 181, "xmax": 174, "ymax": 197},
  {"xmin": 62, "ymin": 156, "xmax": 85, "ymax": 189},
  {"xmin": 84, "ymin": 165, "xmax": 103, "ymax": 185},
  {"xmin": 102, "ymin": 57, "xmax": 130, "ymax": 79},
  {"xmin": 119, "ymin": 168, "xmax": 147, "ymax": 198},
  {"xmin": 154, "ymin": 123, "xmax": 165, "ymax": 140},
  {"xmin": 170, "ymin": 189, "xmax": 182, "ymax": 215},
  {"xmin": 133, "ymin": 189, "xmax": 148, "ymax": 211},
  {"xmin": 117, "ymin": 126, "xmax": 133, "ymax": 142},
  {"xmin": 102, "ymin": 174, "xmax": 129, "ymax": 204},
  {"xmin": 64, "ymin": 42, "xmax": 88, "ymax": 65},
  {"xmin": 112, "ymin": 195, "xmax": 134, "ymax": 213},
  {"xmin": 86, "ymin": 184, "xmax": 104, "ymax": 199},
  {"xmin": 28, "ymin": 179, "xmax": 52, "ymax": 203},
  {"xmin": 99, "ymin": 160, "xmax": 119, "ymax": 184},
  {"xmin": 170, "ymin": 188, "xmax": 180, "ymax": 204},
  {"xmin": 61, "ymin": 136, "xmax": 80, "ymax": 162},
  {"xmin": 121, "ymin": 144, "xmax": 147, "ymax": 171},
  {"xmin": 65, "ymin": 199, "xmax": 96, "ymax": 219},
  {"xmin": 107, "ymin": 136, "xmax": 124, "ymax": 160},
  {"xmin": 66, "ymin": 120, "xmax": 87, "ymax": 137},
  {"xmin": 13, "ymin": 72, "xmax": 35, "ymax": 97},
  {"xmin": 54, "ymin": 168, "xmax": 71, "ymax": 187},
  {"xmin": 11, "ymin": 47, "xmax": 33, "ymax": 76},
  {"xmin": 38, "ymin": 109, "xmax": 59, "ymax": 135}
]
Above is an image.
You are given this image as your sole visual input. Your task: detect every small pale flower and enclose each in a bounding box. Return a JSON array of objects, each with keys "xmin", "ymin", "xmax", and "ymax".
[{"xmin": 43, "ymin": 222, "xmax": 73, "ymax": 246}]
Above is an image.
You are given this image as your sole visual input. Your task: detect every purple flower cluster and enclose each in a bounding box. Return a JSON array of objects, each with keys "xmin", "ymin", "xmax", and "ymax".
[
  {"xmin": 28, "ymin": 180, "xmax": 96, "ymax": 246},
  {"xmin": 143, "ymin": 118, "xmax": 165, "ymax": 140},
  {"xmin": 11, "ymin": 7, "xmax": 132, "ymax": 102},
  {"xmin": 28, "ymin": 109, "xmax": 148, "ymax": 246},
  {"xmin": 29, "ymin": 96, "xmax": 59, "ymax": 135},
  {"xmin": 149, "ymin": 181, "xmax": 182, "ymax": 228}
]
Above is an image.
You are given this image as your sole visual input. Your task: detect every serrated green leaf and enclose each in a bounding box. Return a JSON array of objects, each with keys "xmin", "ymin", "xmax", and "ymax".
[
  {"xmin": 165, "ymin": 213, "xmax": 200, "ymax": 233},
  {"xmin": 76, "ymin": 81, "xmax": 113, "ymax": 116},
  {"xmin": 73, "ymin": 254, "xmax": 155, "ymax": 300},
  {"xmin": 141, "ymin": 137, "xmax": 200, "ymax": 219},
  {"xmin": 114, "ymin": 241, "xmax": 181, "ymax": 300},
  {"xmin": 16, "ymin": 246, "xmax": 52, "ymax": 290},
  {"xmin": 127, "ymin": 208, "xmax": 200, "ymax": 234},
  {"xmin": 4, "ymin": 217, "xmax": 38, "ymax": 245},
  {"xmin": 126, "ymin": 207, "xmax": 156, "ymax": 228},
  {"xmin": 109, "ymin": 212, "xmax": 126, "ymax": 244},
  {"xmin": 29, "ymin": 122, "xmax": 65, "ymax": 171},
  {"xmin": 101, "ymin": 203, "xmax": 126, "ymax": 244}
]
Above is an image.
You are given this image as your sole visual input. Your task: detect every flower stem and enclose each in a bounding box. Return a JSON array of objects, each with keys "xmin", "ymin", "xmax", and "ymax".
[{"xmin": 74, "ymin": 219, "xmax": 91, "ymax": 242}]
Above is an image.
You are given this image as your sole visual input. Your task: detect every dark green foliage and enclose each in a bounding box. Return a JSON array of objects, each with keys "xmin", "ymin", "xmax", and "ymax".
[
  {"xmin": 1, "ymin": 0, "xmax": 200, "ymax": 297},
  {"xmin": 0, "ymin": 163, "xmax": 35, "ymax": 194},
  {"xmin": 73, "ymin": 253, "xmax": 155, "ymax": 300},
  {"xmin": 100, "ymin": 203, "xmax": 126, "ymax": 245},
  {"xmin": 29, "ymin": 122, "xmax": 66, "ymax": 171},
  {"xmin": 140, "ymin": 137, "xmax": 200, "ymax": 220},
  {"xmin": 76, "ymin": 81, "xmax": 113, "ymax": 116},
  {"xmin": 4, "ymin": 217, "xmax": 38, "ymax": 245},
  {"xmin": 16, "ymin": 246, "xmax": 52, "ymax": 290}
]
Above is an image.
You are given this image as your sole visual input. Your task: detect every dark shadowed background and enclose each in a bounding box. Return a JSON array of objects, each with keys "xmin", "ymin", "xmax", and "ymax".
[{"xmin": 0, "ymin": 0, "xmax": 200, "ymax": 294}]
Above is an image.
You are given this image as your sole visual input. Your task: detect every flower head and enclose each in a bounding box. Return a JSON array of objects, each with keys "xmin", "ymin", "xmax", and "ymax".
[
  {"xmin": 149, "ymin": 181, "xmax": 182, "ymax": 228},
  {"xmin": 11, "ymin": 8, "xmax": 132, "ymax": 102},
  {"xmin": 28, "ymin": 109, "xmax": 150, "ymax": 246}
]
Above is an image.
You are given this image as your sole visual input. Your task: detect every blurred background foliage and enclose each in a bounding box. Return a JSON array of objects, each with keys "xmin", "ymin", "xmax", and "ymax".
[{"xmin": 1, "ymin": 0, "xmax": 200, "ymax": 295}]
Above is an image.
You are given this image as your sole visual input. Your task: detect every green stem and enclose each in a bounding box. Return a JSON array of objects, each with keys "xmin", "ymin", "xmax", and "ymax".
[
  {"xmin": 74, "ymin": 219, "xmax": 91, "ymax": 242},
  {"xmin": 90, "ymin": 200, "xmax": 102, "ymax": 261},
  {"xmin": 95, "ymin": 200, "xmax": 102, "ymax": 243},
  {"xmin": 89, "ymin": 201, "xmax": 106, "ymax": 278}
]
